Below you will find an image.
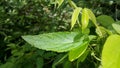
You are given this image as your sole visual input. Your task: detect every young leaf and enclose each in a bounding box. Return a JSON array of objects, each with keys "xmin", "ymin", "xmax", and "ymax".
[
  {"xmin": 71, "ymin": 7, "xmax": 82, "ymax": 30},
  {"xmin": 102, "ymin": 35, "xmax": 120, "ymax": 68},
  {"xmin": 81, "ymin": 8, "xmax": 89, "ymax": 30},
  {"xmin": 86, "ymin": 9, "xmax": 103, "ymax": 37},
  {"xmin": 56, "ymin": 0, "xmax": 64, "ymax": 8},
  {"xmin": 112, "ymin": 23, "xmax": 120, "ymax": 34},
  {"xmin": 69, "ymin": 41, "xmax": 88, "ymax": 62},
  {"xmin": 68, "ymin": 0, "xmax": 77, "ymax": 9},
  {"xmin": 86, "ymin": 8, "xmax": 97, "ymax": 26},
  {"xmin": 22, "ymin": 32, "xmax": 84, "ymax": 52}
]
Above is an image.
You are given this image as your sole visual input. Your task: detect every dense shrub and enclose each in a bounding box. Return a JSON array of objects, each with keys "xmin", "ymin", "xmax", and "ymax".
[{"xmin": 0, "ymin": 0, "xmax": 120, "ymax": 68}]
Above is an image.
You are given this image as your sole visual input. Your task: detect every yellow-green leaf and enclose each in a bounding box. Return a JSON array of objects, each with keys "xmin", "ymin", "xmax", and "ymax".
[
  {"xmin": 102, "ymin": 35, "xmax": 120, "ymax": 68},
  {"xmin": 69, "ymin": 41, "xmax": 88, "ymax": 61},
  {"xmin": 112, "ymin": 23, "xmax": 120, "ymax": 34},
  {"xmin": 71, "ymin": 7, "xmax": 82, "ymax": 30},
  {"xmin": 81, "ymin": 8, "xmax": 89, "ymax": 30},
  {"xmin": 86, "ymin": 9, "xmax": 97, "ymax": 26},
  {"xmin": 56, "ymin": 0, "xmax": 64, "ymax": 8},
  {"xmin": 68, "ymin": 0, "xmax": 77, "ymax": 9}
]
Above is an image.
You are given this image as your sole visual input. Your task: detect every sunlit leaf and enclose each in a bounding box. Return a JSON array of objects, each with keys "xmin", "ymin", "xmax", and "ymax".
[
  {"xmin": 86, "ymin": 8, "xmax": 97, "ymax": 25},
  {"xmin": 81, "ymin": 8, "xmax": 89, "ymax": 30},
  {"xmin": 102, "ymin": 35, "xmax": 120, "ymax": 68},
  {"xmin": 56, "ymin": 0, "xmax": 64, "ymax": 8},
  {"xmin": 112, "ymin": 23, "xmax": 120, "ymax": 34},
  {"xmin": 22, "ymin": 32, "xmax": 84, "ymax": 52},
  {"xmin": 68, "ymin": 0, "xmax": 77, "ymax": 9},
  {"xmin": 96, "ymin": 26, "xmax": 107, "ymax": 37},
  {"xmin": 71, "ymin": 7, "xmax": 82, "ymax": 30}
]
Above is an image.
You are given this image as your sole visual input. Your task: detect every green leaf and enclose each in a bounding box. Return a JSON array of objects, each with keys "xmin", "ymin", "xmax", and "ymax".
[
  {"xmin": 0, "ymin": 62, "xmax": 14, "ymax": 68},
  {"xmin": 22, "ymin": 32, "xmax": 84, "ymax": 52},
  {"xmin": 56, "ymin": 0, "xmax": 64, "ymax": 8},
  {"xmin": 86, "ymin": 8, "xmax": 97, "ymax": 26},
  {"xmin": 76, "ymin": 50, "xmax": 89, "ymax": 68},
  {"xmin": 96, "ymin": 26, "xmax": 107, "ymax": 37},
  {"xmin": 63, "ymin": 60, "xmax": 72, "ymax": 68},
  {"xmin": 81, "ymin": 8, "xmax": 89, "ymax": 30},
  {"xmin": 97, "ymin": 15, "xmax": 115, "ymax": 28},
  {"xmin": 36, "ymin": 57, "xmax": 44, "ymax": 68},
  {"xmin": 71, "ymin": 7, "xmax": 82, "ymax": 30},
  {"xmin": 52, "ymin": 54, "xmax": 67, "ymax": 68},
  {"xmin": 69, "ymin": 41, "xmax": 89, "ymax": 61},
  {"xmin": 102, "ymin": 35, "xmax": 120, "ymax": 68},
  {"xmin": 112, "ymin": 23, "xmax": 120, "ymax": 34},
  {"xmin": 68, "ymin": 0, "xmax": 77, "ymax": 9},
  {"xmin": 77, "ymin": 50, "xmax": 89, "ymax": 62}
]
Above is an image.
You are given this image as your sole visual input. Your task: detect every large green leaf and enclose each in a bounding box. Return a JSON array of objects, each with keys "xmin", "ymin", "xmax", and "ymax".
[
  {"xmin": 71, "ymin": 7, "xmax": 82, "ymax": 30},
  {"xmin": 81, "ymin": 8, "xmax": 89, "ymax": 30},
  {"xmin": 97, "ymin": 15, "xmax": 115, "ymax": 28},
  {"xmin": 102, "ymin": 35, "xmax": 120, "ymax": 68},
  {"xmin": 112, "ymin": 23, "xmax": 120, "ymax": 34},
  {"xmin": 22, "ymin": 32, "xmax": 85, "ymax": 52}
]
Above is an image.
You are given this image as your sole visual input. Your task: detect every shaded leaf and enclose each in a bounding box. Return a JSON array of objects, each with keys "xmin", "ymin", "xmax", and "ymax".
[
  {"xmin": 0, "ymin": 62, "xmax": 14, "ymax": 68},
  {"xmin": 36, "ymin": 57, "xmax": 44, "ymax": 68},
  {"xmin": 76, "ymin": 50, "xmax": 89, "ymax": 68},
  {"xmin": 22, "ymin": 32, "xmax": 84, "ymax": 52},
  {"xmin": 63, "ymin": 60, "xmax": 72, "ymax": 68},
  {"xmin": 52, "ymin": 54, "xmax": 67, "ymax": 68},
  {"xmin": 97, "ymin": 15, "xmax": 115, "ymax": 28},
  {"xmin": 102, "ymin": 35, "xmax": 120, "ymax": 68}
]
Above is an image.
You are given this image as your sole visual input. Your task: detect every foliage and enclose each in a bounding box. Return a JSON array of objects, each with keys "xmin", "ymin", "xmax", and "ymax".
[
  {"xmin": 0, "ymin": 0, "xmax": 120, "ymax": 68},
  {"xmin": 102, "ymin": 35, "xmax": 120, "ymax": 68}
]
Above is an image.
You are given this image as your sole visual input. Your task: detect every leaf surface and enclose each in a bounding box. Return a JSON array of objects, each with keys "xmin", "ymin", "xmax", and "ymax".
[
  {"xmin": 97, "ymin": 15, "xmax": 115, "ymax": 28},
  {"xmin": 71, "ymin": 7, "xmax": 82, "ymax": 30},
  {"xmin": 22, "ymin": 32, "xmax": 84, "ymax": 52},
  {"xmin": 81, "ymin": 8, "xmax": 89, "ymax": 30},
  {"xmin": 102, "ymin": 35, "xmax": 120, "ymax": 68},
  {"xmin": 69, "ymin": 41, "xmax": 88, "ymax": 61},
  {"xmin": 86, "ymin": 9, "xmax": 97, "ymax": 25},
  {"xmin": 112, "ymin": 23, "xmax": 120, "ymax": 34}
]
